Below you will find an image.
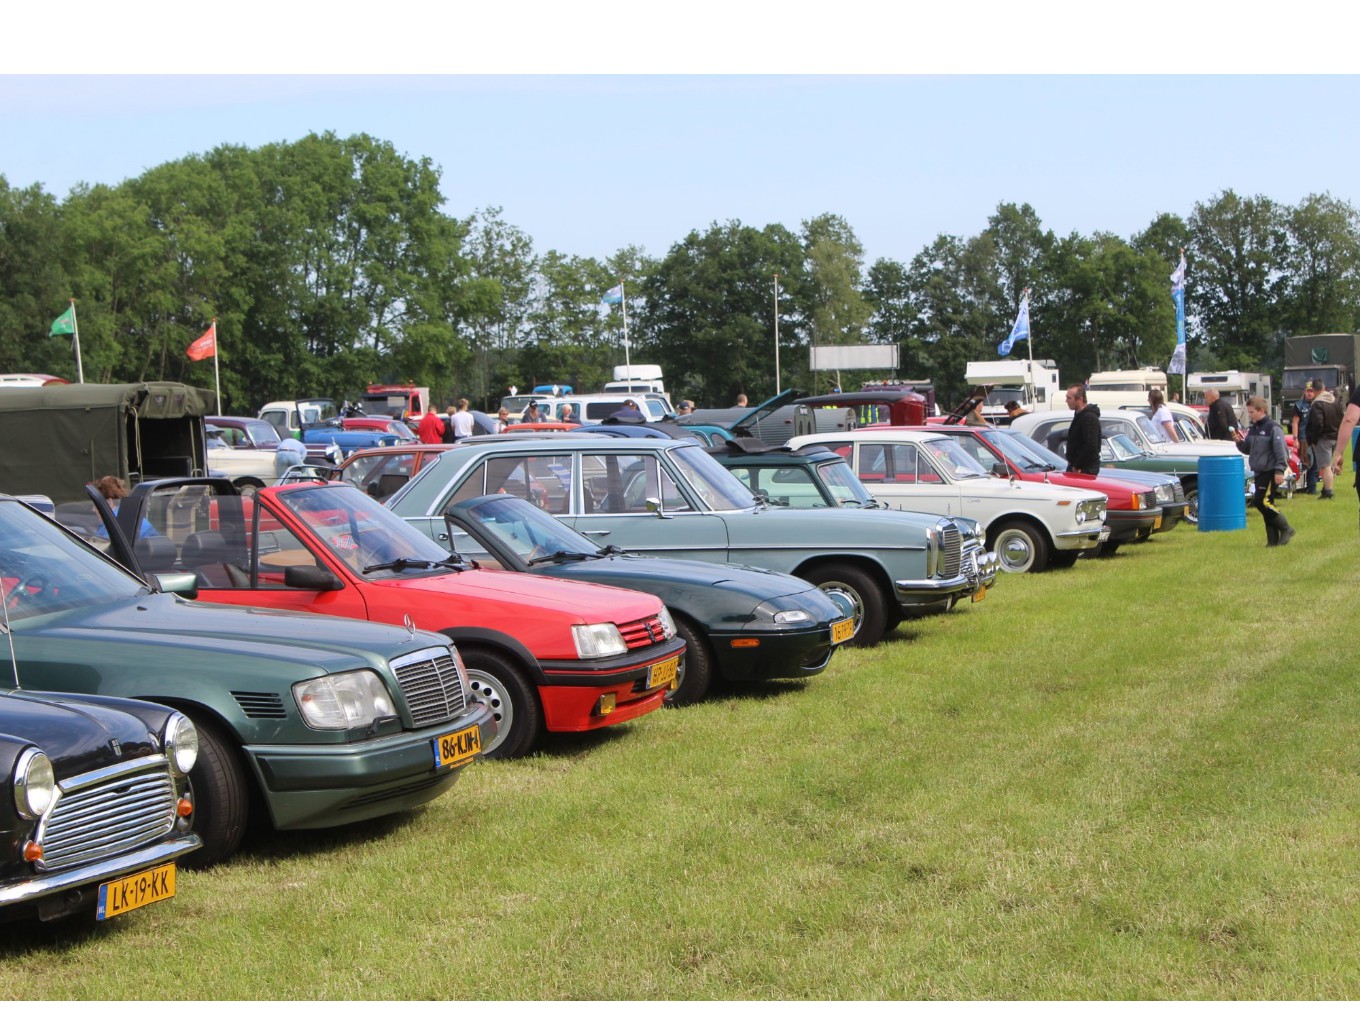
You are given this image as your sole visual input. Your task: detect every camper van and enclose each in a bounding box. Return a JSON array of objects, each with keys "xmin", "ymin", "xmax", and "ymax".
[
  {"xmin": 1186, "ymin": 371, "xmax": 1271, "ymax": 419},
  {"xmin": 965, "ymin": 360, "xmax": 1062, "ymax": 418},
  {"xmin": 603, "ymin": 363, "xmax": 668, "ymax": 400},
  {"xmin": 1082, "ymin": 368, "xmax": 1172, "ymax": 412}
]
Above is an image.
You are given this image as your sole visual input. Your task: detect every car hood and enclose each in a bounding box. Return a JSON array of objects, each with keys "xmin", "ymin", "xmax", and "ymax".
[
  {"xmin": 0, "ymin": 690, "xmax": 160, "ymax": 778},
  {"xmin": 369, "ymin": 565, "xmax": 664, "ymax": 624},
  {"xmin": 1146, "ymin": 440, "xmax": 1245, "ymax": 460},
  {"xmin": 536, "ymin": 553, "xmax": 820, "ymax": 599},
  {"xmin": 1015, "ymin": 469, "xmax": 1149, "ymax": 497},
  {"xmin": 14, "ymin": 592, "xmax": 440, "ymax": 678}
]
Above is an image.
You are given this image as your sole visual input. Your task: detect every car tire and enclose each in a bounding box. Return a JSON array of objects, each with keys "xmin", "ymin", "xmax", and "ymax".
[
  {"xmin": 184, "ymin": 717, "xmax": 250, "ymax": 869},
  {"xmin": 1183, "ymin": 484, "xmax": 1199, "ymax": 525},
  {"xmin": 802, "ymin": 564, "xmax": 887, "ymax": 647},
  {"xmin": 989, "ymin": 521, "xmax": 1049, "ymax": 573},
  {"xmin": 667, "ymin": 616, "xmax": 714, "ymax": 707},
  {"xmin": 461, "ymin": 649, "xmax": 544, "ymax": 759},
  {"xmin": 1096, "ymin": 540, "xmax": 1121, "ymax": 558}
]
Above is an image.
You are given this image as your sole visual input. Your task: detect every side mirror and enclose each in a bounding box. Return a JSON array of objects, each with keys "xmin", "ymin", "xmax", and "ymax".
[
  {"xmin": 152, "ymin": 571, "xmax": 200, "ymax": 599},
  {"xmin": 284, "ymin": 564, "xmax": 345, "ymax": 591}
]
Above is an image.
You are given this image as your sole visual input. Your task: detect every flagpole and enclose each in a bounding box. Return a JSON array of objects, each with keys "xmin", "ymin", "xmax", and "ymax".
[
  {"xmin": 618, "ymin": 281, "xmax": 630, "ymax": 382},
  {"xmin": 69, "ymin": 300, "xmax": 84, "ymax": 384},
  {"xmin": 211, "ymin": 320, "xmax": 221, "ymax": 414},
  {"xmin": 1024, "ymin": 288, "xmax": 1033, "ymax": 363},
  {"xmin": 773, "ymin": 274, "xmax": 781, "ymax": 392}
]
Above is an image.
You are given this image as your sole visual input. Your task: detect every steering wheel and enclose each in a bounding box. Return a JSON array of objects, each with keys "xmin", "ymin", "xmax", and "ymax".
[{"xmin": 5, "ymin": 573, "xmax": 49, "ymax": 611}]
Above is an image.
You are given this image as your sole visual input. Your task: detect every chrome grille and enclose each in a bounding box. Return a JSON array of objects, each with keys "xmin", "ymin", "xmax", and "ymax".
[
  {"xmin": 618, "ymin": 615, "xmax": 667, "ymax": 650},
  {"xmin": 939, "ymin": 522, "xmax": 962, "ymax": 578},
  {"xmin": 1173, "ymin": 480, "xmax": 1186, "ymax": 502},
  {"xmin": 392, "ymin": 646, "xmax": 468, "ymax": 728},
  {"xmin": 36, "ymin": 758, "xmax": 177, "ymax": 871}
]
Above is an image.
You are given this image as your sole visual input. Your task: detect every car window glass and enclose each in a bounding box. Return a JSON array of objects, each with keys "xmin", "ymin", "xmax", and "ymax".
[
  {"xmin": 251, "ymin": 504, "xmax": 324, "ymax": 588},
  {"xmin": 859, "ymin": 444, "xmax": 888, "ymax": 480},
  {"xmin": 443, "ymin": 455, "xmax": 573, "ymax": 514},
  {"xmin": 888, "ymin": 444, "xmax": 920, "ymax": 482}
]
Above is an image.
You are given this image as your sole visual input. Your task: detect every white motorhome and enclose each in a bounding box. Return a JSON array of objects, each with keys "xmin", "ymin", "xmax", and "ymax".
[
  {"xmin": 603, "ymin": 363, "xmax": 668, "ymax": 400},
  {"xmin": 1186, "ymin": 371, "xmax": 1271, "ymax": 416},
  {"xmin": 1082, "ymin": 368, "xmax": 1172, "ymax": 412},
  {"xmin": 965, "ymin": 359, "xmax": 1061, "ymax": 416}
]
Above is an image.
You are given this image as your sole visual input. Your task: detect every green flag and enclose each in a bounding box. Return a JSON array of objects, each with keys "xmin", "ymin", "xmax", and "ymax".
[{"xmin": 49, "ymin": 305, "xmax": 76, "ymax": 336}]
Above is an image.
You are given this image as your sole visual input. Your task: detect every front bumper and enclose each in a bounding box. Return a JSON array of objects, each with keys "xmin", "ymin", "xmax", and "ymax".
[
  {"xmin": 1106, "ymin": 508, "xmax": 1163, "ymax": 543},
  {"xmin": 709, "ymin": 624, "xmax": 842, "ymax": 683},
  {"xmin": 537, "ymin": 636, "xmax": 686, "ymax": 733},
  {"xmin": 1052, "ymin": 524, "xmax": 1107, "ymax": 551},
  {"xmin": 245, "ymin": 700, "xmax": 498, "ymax": 830},
  {"xmin": 0, "ymin": 833, "xmax": 202, "ymax": 915}
]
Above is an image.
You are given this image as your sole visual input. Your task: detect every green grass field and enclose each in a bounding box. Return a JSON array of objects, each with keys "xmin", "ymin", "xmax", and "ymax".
[{"xmin": 3, "ymin": 484, "xmax": 1359, "ymax": 1000}]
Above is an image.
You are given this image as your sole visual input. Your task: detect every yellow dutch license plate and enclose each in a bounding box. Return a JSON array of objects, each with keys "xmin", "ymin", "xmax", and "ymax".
[
  {"xmin": 97, "ymin": 863, "xmax": 176, "ymax": 921},
  {"xmin": 649, "ymin": 656, "xmax": 680, "ymax": 691},
  {"xmin": 971, "ymin": 586, "xmax": 987, "ymax": 603},
  {"xmin": 433, "ymin": 724, "xmax": 482, "ymax": 769},
  {"xmin": 830, "ymin": 618, "xmax": 855, "ymax": 644},
  {"xmin": 1153, "ymin": 516, "xmax": 1162, "ymax": 530}
]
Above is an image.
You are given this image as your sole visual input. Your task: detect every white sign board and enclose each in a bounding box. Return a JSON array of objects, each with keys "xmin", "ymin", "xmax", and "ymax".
[{"xmin": 809, "ymin": 344, "xmax": 900, "ymax": 371}]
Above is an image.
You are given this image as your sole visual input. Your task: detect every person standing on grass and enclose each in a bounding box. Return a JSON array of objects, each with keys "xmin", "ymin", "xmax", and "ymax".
[
  {"xmin": 1204, "ymin": 388, "xmax": 1238, "ymax": 442},
  {"xmin": 449, "ymin": 398, "xmax": 475, "ymax": 441},
  {"xmin": 1291, "ymin": 382, "xmax": 1318, "ymax": 494},
  {"xmin": 1306, "ymin": 380, "xmax": 1343, "ymax": 499},
  {"xmin": 1237, "ymin": 396, "xmax": 1293, "ymax": 546},
  {"xmin": 1329, "ymin": 386, "xmax": 1360, "ymax": 533},
  {"xmin": 1064, "ymin": 385, "xmax": 1102, "ymax": 476}
]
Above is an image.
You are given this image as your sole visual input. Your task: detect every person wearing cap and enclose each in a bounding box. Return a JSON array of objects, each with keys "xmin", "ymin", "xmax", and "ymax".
[
  {"xmin": 522, "ymin": 401, "xmax": 544, "ymax": 424},
  {"xmin": 677, "ymin": 399, "xmax": 695, "ymax": 416},
  {"xmin": 614, "ymin": 398, "xmax": 646, "ymax": 423}
]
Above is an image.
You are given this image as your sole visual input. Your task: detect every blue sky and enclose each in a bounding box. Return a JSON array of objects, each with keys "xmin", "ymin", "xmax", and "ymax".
[{"xmin": 5, "ymin": 13, "xmax": 1358, "ymax": 270}]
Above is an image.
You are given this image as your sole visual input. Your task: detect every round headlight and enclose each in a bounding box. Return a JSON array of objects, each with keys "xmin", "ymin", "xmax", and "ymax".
[
  {"xmin": 162, "ymin": 712, "xmax": 200, "ymax": 777},
  {"xmin": 13, "ymin": 747, "xmax": 56, "ymax": 820}
]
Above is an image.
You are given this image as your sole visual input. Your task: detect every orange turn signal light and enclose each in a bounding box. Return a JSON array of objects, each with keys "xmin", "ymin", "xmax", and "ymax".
[
  {"xmin": 730, "ymin": 638, "xmax": 760, "ymax": 649},
  {"xmin": 22, "ymin": 841, "xmax": 43, "ymax": 863},
  {"xmin": 176, "ymin": 797, "xmax": 194, "ymax": 818}
]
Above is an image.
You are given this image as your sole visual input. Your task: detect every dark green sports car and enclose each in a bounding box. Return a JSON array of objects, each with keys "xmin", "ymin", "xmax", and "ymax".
[{"xmin": 442, "ymin": 494, "xmax": 854, "ymax": 705}]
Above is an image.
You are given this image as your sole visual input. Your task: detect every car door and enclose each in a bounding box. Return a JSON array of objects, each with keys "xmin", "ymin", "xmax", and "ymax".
[
  {"xmin": 563, "ymin": 450, "xmax": 729, "ymax": 560},
  {"xmin": 851, "ymin": 440, "xmax": 960, "ymax": 517}
]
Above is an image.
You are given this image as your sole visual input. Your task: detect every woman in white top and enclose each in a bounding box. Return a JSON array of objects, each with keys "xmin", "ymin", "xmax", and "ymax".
[{"xmin": 1148, "ymin": 389, "xmax": 1178, "ymax": 442}]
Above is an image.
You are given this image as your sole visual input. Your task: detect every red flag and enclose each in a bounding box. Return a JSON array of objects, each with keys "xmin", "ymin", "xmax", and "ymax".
[{"xmin": 186, "ymin": 322, "xmax": 217, "ymax": 362}]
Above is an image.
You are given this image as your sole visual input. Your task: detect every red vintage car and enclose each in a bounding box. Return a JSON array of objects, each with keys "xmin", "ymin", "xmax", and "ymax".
[
  {"xmin": 110, "ymin": 478, "xmax": 684, "ymax": 758},
  {"xmin": 333, "ymin": 444, "xmax": 456, "ymax": 500},
  {"xmin": 885, "ymin": 424, "xmax": 1184, "ymax": 556}
]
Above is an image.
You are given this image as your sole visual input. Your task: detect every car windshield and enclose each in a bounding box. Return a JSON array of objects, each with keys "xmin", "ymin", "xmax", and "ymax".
[
  {"xmin": 277, "ymin": 483, "xmax": 456, "ymax": 577},
  {"xmin": 244, "ymin": 422, "xmax": 281, "ymax": 447},
  {"xmin": 979, "ymin": 428, "xmax": 1059, "ymax": 471},
  {"xmin": 815, "ymin": 459, "xmax": 878, "ymax": 506},
  {"xmin": 922, "ymin": 437, "xmax": 990, "ymax": 480},
  {"xmin": 453, "ymin": 497, "xmax": 601, "ymax": 564},
  {"xmin": 0, "ymin": 500, "xmax": 148, "ymax": 624},
  {"xmin": 669, "ymin": 444, "xmax": 759, "ymax": 510},
  {"xmin": 1104, "ymin": 433, "xmax": 1145, "ymax": 460},
  {"xmin": 1131, "ymin": 414, "xmax": 1165, "ymax": 445}
]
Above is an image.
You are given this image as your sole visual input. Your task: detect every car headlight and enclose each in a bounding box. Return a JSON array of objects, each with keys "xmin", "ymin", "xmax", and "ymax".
[
  {"xmin": 772, "ymin": 609, "xmax": 813, "ymax": 626},
  {"xmin": 572, "ymin": 623, "xmax": 628, "ymax": 658},
  {"xmin": 13, "ymin": 747, "xmax": 56, "ymax": 820},
  {"xmin": 162, "ymin": 712, "xmax": 199, "ymax": 777},
  {"xmin": 293, "ymin": 670, "xmax": 397, "ymax": 729}
]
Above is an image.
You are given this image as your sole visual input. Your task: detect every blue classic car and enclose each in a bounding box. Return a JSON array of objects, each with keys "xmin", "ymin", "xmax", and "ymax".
[
  {"xmin": 386, "ymin": 435, "xmax": 999, "ymax": 646},
  {"xmin": 443, "ymin": 493, "xmax": 854, "ymax": 704},
  {"xmin": 0, "ymin": 689, "xmax": 200, "ymax": 923}
]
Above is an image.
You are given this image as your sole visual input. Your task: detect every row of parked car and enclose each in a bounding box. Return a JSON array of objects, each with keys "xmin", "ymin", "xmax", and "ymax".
[{"xmin": 0, "ymin": 385, "xmax": 1248, "ymax": 927}]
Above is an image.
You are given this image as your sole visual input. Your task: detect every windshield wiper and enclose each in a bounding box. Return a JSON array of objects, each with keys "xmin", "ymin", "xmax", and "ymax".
[
  {"xmin": 526, "ymin": 550, "xmax": 595, "ymax": 565},
  {"xmin": 363, "ymin": 555, "xmax": 466, "ymax": 574}
]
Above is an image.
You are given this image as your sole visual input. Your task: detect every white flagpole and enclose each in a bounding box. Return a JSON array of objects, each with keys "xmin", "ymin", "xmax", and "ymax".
[
  {"xmin": 70, "ymin": 300, "xmax": 85, "ymax": 383},
  {"xmin": 619, "ymin": 281, "xmax": 630, "ymax": 381},
  {"xmin": 211, "ymin": 320, "xmax": 221, "ymax": 414},
  {"xmin": 1024, "ymin": 288, "xmax": 1033, "ymax": 363},
  {"xmin": 773, "ymin": 274, "xmax": 781, "ymax": 392}
]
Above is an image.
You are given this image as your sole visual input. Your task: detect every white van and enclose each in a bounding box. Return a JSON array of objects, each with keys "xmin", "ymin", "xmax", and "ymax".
[{"xmin": 499, "ymin": 392, "xmax": 673, "ymax": 424}]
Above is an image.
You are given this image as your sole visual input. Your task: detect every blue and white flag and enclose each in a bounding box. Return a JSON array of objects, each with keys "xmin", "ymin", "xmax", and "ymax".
[
  {"xmin": 1167, "ymin": 253, "xmax": 1187, "ymax": 374},
  {"xmin": 601, "ymin": 284, "xmax": 624, "ymax": 305},
  {"xmin": 997, "ymin": 292, "xmax": 1030, "ymax": 357}
]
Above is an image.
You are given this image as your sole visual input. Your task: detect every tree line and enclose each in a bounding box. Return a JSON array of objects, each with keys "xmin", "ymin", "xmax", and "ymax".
[{"xmin": 3, "ymin": 131, "xmax": 1358, "ymax": 413}]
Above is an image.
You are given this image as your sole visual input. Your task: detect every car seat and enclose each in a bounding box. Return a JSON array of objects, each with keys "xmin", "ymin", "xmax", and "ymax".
[{"xmin": 134, "ymin": 535, "xmax": 178, "ymax": 573}]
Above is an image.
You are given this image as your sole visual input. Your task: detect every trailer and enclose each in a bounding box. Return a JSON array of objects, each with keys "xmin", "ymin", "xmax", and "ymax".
[
  {"xmin": 965, "ymin": 360, "xmax": 1062, "ymax": 417},
  {"xmin": 1187, "ymin": 371, "xmax": 1272, "ymax": 419}
]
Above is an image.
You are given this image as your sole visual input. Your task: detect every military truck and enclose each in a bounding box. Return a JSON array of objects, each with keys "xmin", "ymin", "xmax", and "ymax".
[{"xmin": 1281, "ymin": 334, "xmax": 1359, "ymax": 422}]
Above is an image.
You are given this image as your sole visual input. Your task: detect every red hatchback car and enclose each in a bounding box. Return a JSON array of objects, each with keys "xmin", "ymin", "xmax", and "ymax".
[{"xmin": 109, "ymin": 478, "xmax": 684, "ymax": 758}]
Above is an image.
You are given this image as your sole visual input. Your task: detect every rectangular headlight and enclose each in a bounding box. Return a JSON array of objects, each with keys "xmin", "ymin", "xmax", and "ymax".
[
  {"xmin": 294, "ymin": 670, "xmax": 397, "ymax": 730},
  {"xmin": 572, "ymin": 623, "xmax": 627, "ymax": 658}
]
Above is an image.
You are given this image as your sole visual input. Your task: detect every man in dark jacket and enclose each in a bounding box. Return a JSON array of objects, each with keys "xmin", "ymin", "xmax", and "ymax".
[
  {"xmin": 1306, "ymin": 381, "xmax": 1343, "ymax": 499},
  {"xmin": 1064, "ymin": 385, "xmax": 1102, "ymax": 475},
  {"xmin": 1204, "ymin": 388, "xmax": 1239, "ymax": 441},
  {"xmin": 1237, "ymin": 396, "xmax": 1293, "ymax": 545}
]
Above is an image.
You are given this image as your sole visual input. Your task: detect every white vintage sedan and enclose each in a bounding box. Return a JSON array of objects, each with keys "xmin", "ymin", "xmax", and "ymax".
[{"xmin": 787, "ymin": 429, "xmax": 1108, "ymax": 573}]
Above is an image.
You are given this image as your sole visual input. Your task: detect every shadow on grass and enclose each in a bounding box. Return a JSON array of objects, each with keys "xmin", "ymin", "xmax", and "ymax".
[
  {"xmin": 0, "ymin": 908, "xmax": 110, "ymax": 955},
  {"xmin": 224, "ymin": 810, "xmax": 421, "ymax": 867}
]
